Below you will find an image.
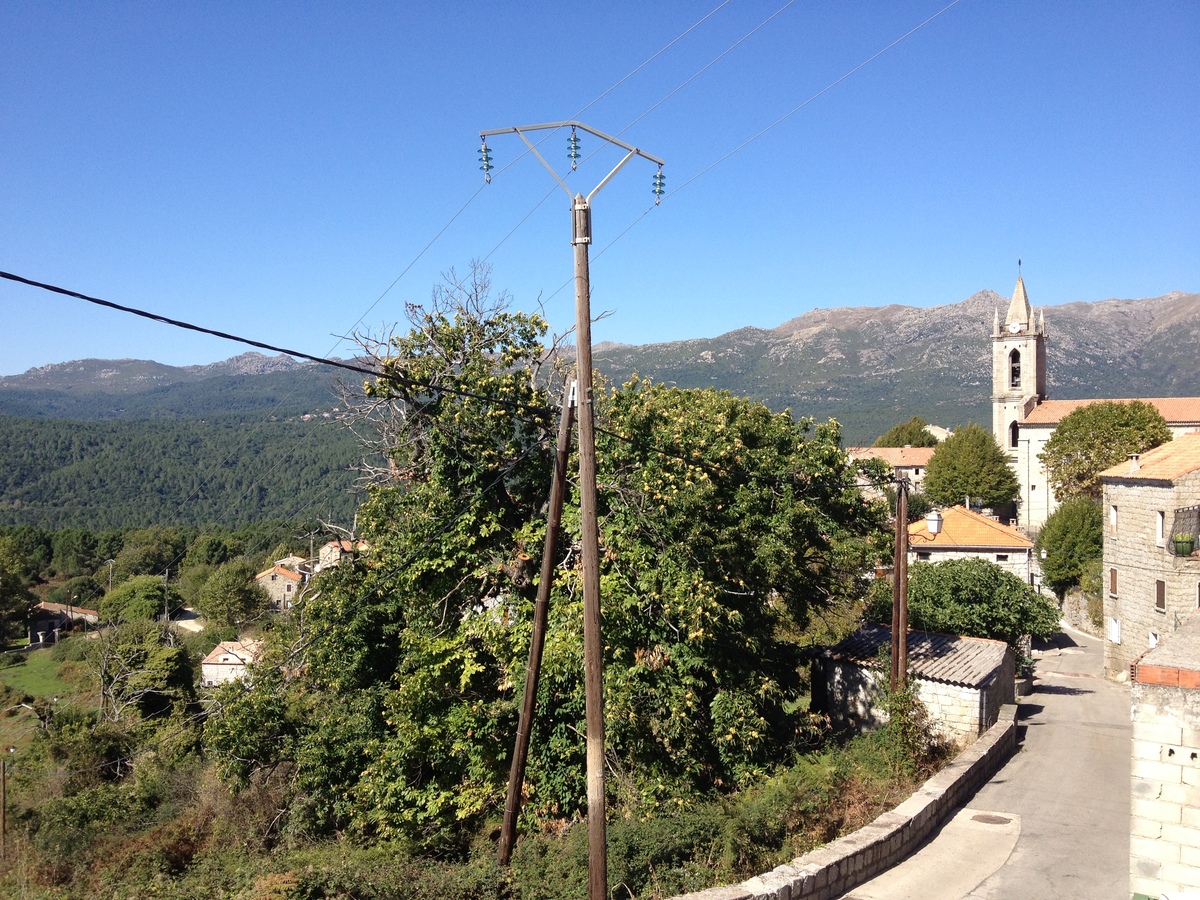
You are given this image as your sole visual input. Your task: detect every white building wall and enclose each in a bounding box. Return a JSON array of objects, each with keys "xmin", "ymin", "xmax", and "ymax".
[{"xmin": 1130, "ymin": 680, "xmax": 1200, "ymax": 898}]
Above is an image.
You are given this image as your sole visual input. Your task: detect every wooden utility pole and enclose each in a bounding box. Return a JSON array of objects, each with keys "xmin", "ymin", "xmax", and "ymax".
[
  {"xmin": 498, "ymin": 382, "xmax": 576, "ymax": 865},
  {"xmin": 478, "ymin": 121, "xmax": 663, "ymax": 899},
  {"xmin": 891, "ymin": 478, "xmax": 909, "ymax": 693},
  {"xmin": 2, "ymin": 757, "xmax": 7, "ymax": 862}
]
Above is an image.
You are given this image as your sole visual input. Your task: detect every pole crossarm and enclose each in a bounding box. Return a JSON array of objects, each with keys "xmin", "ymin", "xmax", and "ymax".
[{"xmin": 480, "ymin": 121, "xmax": 664, "ymax": 204}]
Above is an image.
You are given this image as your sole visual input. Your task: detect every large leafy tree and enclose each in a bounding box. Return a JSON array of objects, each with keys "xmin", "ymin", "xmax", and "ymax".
[
  {"xmin": 206, "ymin": 267, "xmax": 887, "ymax": 849},
  {"xmin": 868, "ymin": 557, "xmax": 1059, "ymax": 651},
  {"xmin": 1040, "ymin": 400, "xmax": 1172, "ymax": 501},
  {"xmin": 873, "ymin": 416, "xmax": 939, "ymax": 448},
  {"xmin": 1035, "ymin": 497, "xmax": 1103, "ymax": 597},
  {"xmin": 0, "ymin": 535, "xmax": 36, "ymax": 643},
  {"xmin": 195, "ymin": 559, "xmax": 269, "ymax": 628},
  {"xmin": 922, "ymin": 423, "xmax": 1019, "ymax": 509}
]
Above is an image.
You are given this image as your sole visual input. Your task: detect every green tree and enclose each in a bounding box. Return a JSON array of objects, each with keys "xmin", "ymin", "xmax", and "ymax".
[
  {"xmin": 0, "ymin": 535, "xmax": 37, "ymax": 643},
  {"xmin": 867, "ymin": 557, "xmax": 1059, "ymax": 651},
  {"xmin": 873, "ymin": 416, "xmax": 939, "ymax": 448},
  {"xmin": 195, "ymin": 559, "xmax": 269, "ymax": 628},
  {"xmin": 1035, "ymin": 497, "xmax": 1103, "ymax": 597},
  {"xmin": 100, "ymin": 575, "xmax": 180, "ymax": 623},
  {"xmin": 1040, "ymin": 400, "xmax": 1172, "ymax": 501},
  {"xmin": 922, "ymin": 423, "xmax": 1019, "ymax": 509},
  {"xmin": 50, "ymin": 528, "xmax": 98, "ymax": 578},
  {"xmin": 87, "ymin": 621, "xmax": 195, "ymax": 723},
  {"xmin": 206, "ymin": 270, "xmax": 887, "ymax": 849},
  {"xmin": 48, "ymin": 575, "xmax": 105, "ymax": 608}
]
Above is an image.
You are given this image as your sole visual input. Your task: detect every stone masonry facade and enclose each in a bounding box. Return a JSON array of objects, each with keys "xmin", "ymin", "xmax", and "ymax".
[{"xmin": 1102, "ymin": 467, "xmax": 1200, "ymax": 678}]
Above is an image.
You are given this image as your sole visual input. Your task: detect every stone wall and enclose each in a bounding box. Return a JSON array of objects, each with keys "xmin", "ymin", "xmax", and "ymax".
[
  {"xmin": 667, "ymin": 705, "xmax": 1019, "ymax": 900},
  {"xmin": 1102, "ymin": 471, "xmax": 1200, "ymax": 677},
  {"xmin": 1130, "ymin": 677, "xmax": 1200, "ymax": 898},
  {"xmin": 821, "ymin": 658, "xmax": 1012, "ymax": 747}
]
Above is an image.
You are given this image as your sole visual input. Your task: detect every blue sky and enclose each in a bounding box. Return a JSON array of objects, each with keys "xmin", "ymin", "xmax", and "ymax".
[{"xmin": 2, "ymin": 1, "xmax": 1197, "ymax": 376}]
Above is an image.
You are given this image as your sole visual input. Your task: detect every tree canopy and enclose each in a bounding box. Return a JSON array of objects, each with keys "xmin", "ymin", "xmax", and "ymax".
[
  {"xmin": 873, "ymin": 416, "xmax": 939, "ymax": 448},
  {"xmin": 922, "ymin": 423, "xmax": 1019, "ymax": 510},
  {"xmin": 1035, "ymin": 497, "xmax": 1103, "ymax": 597},
  {"xmin": 1040, "ymin": 400, "xmax": 1172, "ymax": 501},
  {"xmin": 868, "ymin": 556, "xmax": 1059, "ymax": 651},
  {"xmin": 195, "ymin": 559, "xmax": 270, "ymax": 628},
  {"xmin": 205, "ymin": 270, "xmax": 888, "ymax": 849},
  {"xmin": 0, "ymin": 535, "xmax": 36, "ymax": 643}
]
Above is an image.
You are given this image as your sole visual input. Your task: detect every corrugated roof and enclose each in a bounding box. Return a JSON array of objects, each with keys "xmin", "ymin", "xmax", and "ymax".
[
  {"xmin": 848, "ymin": 447, "xmax": 937, "ymax": 467},
  {"xmin": 1022, "ymin": 397, "xmax": 1200, "ymax": 426},
  {"xmin": 830, "ymin": 623, "xmax": 1010, "ymax": 688},
  {"xmin": 909, "ymin": 505, "xmax": 1033, "ymax": 549},
  {"xmin": 1099, "ymin": 432, "xmax": 1200, "ymax": 482}
]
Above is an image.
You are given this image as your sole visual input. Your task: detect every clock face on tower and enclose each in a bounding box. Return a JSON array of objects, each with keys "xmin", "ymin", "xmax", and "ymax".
[{"xmin": 1008, "ymin": 322, "xmax": 1021, "ymax": 334}]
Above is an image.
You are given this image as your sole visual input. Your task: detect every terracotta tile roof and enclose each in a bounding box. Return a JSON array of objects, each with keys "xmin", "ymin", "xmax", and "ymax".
[
  {"xmin": 201, "ymin": 639, "xmax": 264, "ymax": 666},
  {"xmin": 908, "ymin": 505, "xmax": 1033, "ymax": 549},
  {"xmin": 1022, "ymin": 397, "xmax": 1200, "ymax": 426},
  {"xmin": 255, "ymin": 565, "xmax": 302, "ymax": 582},
  {"xmin": 848, "ymin": 447, "xmax": 937, "ymax": 467},
  {"xmin": 1099, "ymin": 432, "xmax": 1200, "ymax": 482},
  {"xmin": 830, "ymin": 623, "xmax": 1010, "ymax": 688}
]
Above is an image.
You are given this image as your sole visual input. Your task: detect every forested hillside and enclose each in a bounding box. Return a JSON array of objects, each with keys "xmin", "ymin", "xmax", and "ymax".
[{"xmin": 0, "ymin": 414, "xmax": 362, "ymax": 529}]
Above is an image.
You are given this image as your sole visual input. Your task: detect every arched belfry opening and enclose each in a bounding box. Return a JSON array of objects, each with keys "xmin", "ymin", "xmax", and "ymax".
[
  {"xmin": 1009, "ymin": 421, "xmax": 1020, "ymax": 449},
  {"xmin": 1009, "ymin": 349, "xmax": 1021, "ymax": 388}
]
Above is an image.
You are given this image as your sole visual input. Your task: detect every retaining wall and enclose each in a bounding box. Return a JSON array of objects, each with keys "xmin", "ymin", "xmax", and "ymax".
[{"xmin": 668, "ymin": 703, "xmax": 1019, "ymax": 900}]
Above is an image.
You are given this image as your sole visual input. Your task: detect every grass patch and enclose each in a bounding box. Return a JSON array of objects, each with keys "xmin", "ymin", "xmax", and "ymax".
[{"xmin": 0, "ymin": 649, "xmax": 74, "ymax": 700}]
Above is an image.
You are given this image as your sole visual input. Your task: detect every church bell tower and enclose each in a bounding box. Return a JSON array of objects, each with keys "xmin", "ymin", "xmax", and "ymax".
[{"xmin": 992, "ymin": 275, "xmax": 1047, "ymax": 453}]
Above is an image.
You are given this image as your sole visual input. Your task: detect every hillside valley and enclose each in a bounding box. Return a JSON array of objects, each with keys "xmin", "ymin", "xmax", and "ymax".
[{"xmin": 1, "ymin": 288, "xmax": 1196, "ymax": 528}]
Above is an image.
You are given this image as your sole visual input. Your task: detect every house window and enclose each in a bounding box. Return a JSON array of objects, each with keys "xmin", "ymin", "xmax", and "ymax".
[
  {"xmin": 1156, "ymin": 580, "xmax": 1166, "ymax": 612},
  {"xmin": 1009, "ymin": 421, "xmax": 1019, "ymax": 448},
  {"xmin": 1009, "ymin": 349, "xmax": 1021, "ymax": 388},
  {"xmin": 916, "ymin": 551, "xmax": 931, "ymax": 560},
  {"xmin": 285, "ymin": 583, "xmax": 293, "ymax": 593},
  {"xmin": 1110, "ymin": 505, "xmax": 1118, "ymax": 530},
  {"xmin": 1149, "ymin": 632, "xmax": 1160, "ymax": 649},
  {"xmin": 1110, "ymin": 568, "xmax": 1118, "ymax": 596},
  {"xmin": 1157, "ymin": 512, "xmax": 1166, "ymax": 546},
  {"xmin": 996, "ymin": 554, "xmax": 1009, "ymax": 562},
  {"xmin": 1107, "ymin": 617, "xmax": 1121, "ymax": 644}
]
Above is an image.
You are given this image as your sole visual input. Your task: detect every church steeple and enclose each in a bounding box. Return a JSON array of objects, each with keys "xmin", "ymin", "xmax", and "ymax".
[{"xmin": 1004, "ymin": 275, "xmax": 1033, "ymax": 332}]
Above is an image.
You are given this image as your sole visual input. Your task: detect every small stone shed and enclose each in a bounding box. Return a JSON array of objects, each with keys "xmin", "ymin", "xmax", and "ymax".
[
  {"xmin": 1129, "ymin": 610, "xmax": 1200, "ymax": 899},
  {"xmin": 813, "ymin": 623, "xmax": 1016, "ymax": 746}
]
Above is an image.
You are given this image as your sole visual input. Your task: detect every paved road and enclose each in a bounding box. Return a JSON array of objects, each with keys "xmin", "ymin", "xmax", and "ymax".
[{"xmin": 842, "ymin": 625, "xmax": 1131, "ymax": 900}]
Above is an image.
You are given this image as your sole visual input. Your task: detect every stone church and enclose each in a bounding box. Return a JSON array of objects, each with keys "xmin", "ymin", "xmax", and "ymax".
[{"xmin": 990, "ymin": 276, "xmax": 1200, "ymax": 531}]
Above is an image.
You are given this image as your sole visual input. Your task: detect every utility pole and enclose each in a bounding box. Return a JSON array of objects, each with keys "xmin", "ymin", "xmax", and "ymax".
[
  {"xmin": 891, "ymin": 478, "xmax": 910, "ymax": 693},
  {"xmin": 499, "ymin": 381, "xmax": 575, "ymax": 865},
  {"xmin": 479, "ymin": 121, "xmax": 663, "ymax": 899}
]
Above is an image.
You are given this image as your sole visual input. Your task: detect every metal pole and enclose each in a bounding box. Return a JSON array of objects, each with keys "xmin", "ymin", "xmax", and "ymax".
[
  {"xmin": 572, "ymin": 194, "xmax": 608, "ymax": 900},
  {"xmin": 2, "ymin": 757, "xmax": 7, "ymax": 862},
  {"xmin": 499, "ymin": 382, "xmax": 576, "ymax": 866}
]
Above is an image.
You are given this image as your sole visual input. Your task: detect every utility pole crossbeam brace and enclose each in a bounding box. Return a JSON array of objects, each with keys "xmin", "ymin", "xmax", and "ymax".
[{"xmin": 480, "ymin": 120, "xmax": 663, "ymax": 900}]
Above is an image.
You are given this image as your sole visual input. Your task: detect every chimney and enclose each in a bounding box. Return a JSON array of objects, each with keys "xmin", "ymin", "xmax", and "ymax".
[{"xmin": 1127, "ymin": 453, "xmax": 1140, "ymax": 474}]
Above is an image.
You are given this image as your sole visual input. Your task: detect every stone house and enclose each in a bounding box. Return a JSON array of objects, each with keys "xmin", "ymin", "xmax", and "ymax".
[
  {"xmin": 1128, "ymin": 610, "xmax": 1200, "ymax": 898},
  {"xmin": 847, "ymin": 446, "xmax": 937, "ymax": 499},
  {"xmin": 255, "ymin": 564, "xmax": 303, "ymax": 609},
  {"xmin": 990, "ymin": 275, "xmax": 1200, "ymax": 531},
  {"xmin": 907, "ymin": 505, "xmax": 1036, "ymax": 585},
  {"xmin": 200, "ymin": 639, "xmax": 263, "ymax": 687},
  {"xmin": 316, "ymin": 539, "xmax": 369, "ymax": 572},
  {"xmin": 814, "ymin": 623, "xmax": 1016, "ymax": 747},
  {"xmin": 1100, "ymin": 432, "xmax": 1200, "ymax": 678}
]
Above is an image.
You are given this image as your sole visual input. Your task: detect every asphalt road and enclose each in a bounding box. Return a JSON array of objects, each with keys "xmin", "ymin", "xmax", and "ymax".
[{"xmin": 841, "ymin": 625, "xmax": 1132, "ymax": 900}]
